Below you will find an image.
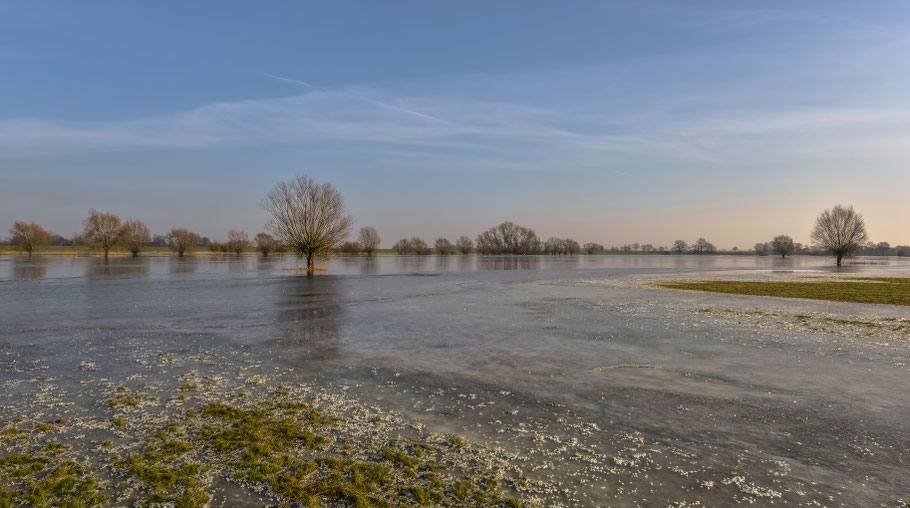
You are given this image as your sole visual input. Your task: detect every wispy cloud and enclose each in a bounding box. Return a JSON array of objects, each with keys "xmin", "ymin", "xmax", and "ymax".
[
  {"xmin": 0, "ymin": 85, "xmax": 701, "ymax": 162},
  {"xmin": 265, "ymin": 73, "xmax": 312, "ymax": 89},
  {"xmin": 2, "ymin": 76, "xmax": 909, "ymax": 172}
]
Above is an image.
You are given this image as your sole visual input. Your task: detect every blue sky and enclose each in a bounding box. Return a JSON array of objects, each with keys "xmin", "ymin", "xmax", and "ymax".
[{"xmin": 2, "ymin": 1, "xmax": 909, "ymax": 247}]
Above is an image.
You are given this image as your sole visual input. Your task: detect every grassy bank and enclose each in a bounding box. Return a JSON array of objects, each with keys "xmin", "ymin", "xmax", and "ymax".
[{"xmin": 656, "ymin": 278, "xmax": 910, "ymax": 306}]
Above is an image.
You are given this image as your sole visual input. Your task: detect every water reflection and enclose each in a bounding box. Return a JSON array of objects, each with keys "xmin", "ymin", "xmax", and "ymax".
[
  {"xmin": 271, "ymin": 276, "xmax": 342, "ymax": 362},
  {"xmin": 84, "ymin": 257, "xmax": 150, "ymax": 278},
  {"xmin": 478, "ymin": 255, "xmax": 540, "ymax": 271},
  {"xmin": 169, "ymin": 257, "xmax": 198, "ymax": 275},
  {"xmin": 434, "ymin": 255, "xmax": 452, "ymax": 271},
  {"xmin": 11, "ymin": 257, "xmax": 48, "ymax": 280},
  {"xmin": 227, "ymin": 256, "xmax": 250, "ymax": 274},
  {"xmin": 360, "ymin": 256, "xmax": 379, "ymax": 275},
  {"xmin": 396, "ymin": 255, "xmax": 430, "ymax": 272},
  {"xmin": 2, "ymin": 254, "xmax": 909, "ymax": 281}
]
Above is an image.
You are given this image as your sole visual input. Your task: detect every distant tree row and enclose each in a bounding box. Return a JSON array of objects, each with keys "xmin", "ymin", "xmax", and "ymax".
[
  {"xmin": 663, "ymin": 238, "xmax": 717, "ymax": 254},
  {"xmin": 391, "ymin": 223, "xmax": 571, "ymax": 256},
  {"xmin": 5, "ymin": 210, "xmax": 296, "ymax": 258},
  {"xmin": 5, "ymin": 183, "xmax": 899, "ymax": 270},
  {"xmin": 754, "ymin": 235, "xmax": 800, "ymax": 258}
]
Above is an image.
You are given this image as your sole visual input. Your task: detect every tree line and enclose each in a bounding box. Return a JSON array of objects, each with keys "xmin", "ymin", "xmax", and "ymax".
[
  {"xmin": 5, "ymin": 176, "xmax": 900, "ymax": 268},
  {"xmin": 6, "ymin": 211, "xmax": 288, "ymax": 259}
]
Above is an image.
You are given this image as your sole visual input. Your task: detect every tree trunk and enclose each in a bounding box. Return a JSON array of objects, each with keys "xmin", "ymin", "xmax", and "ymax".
[
  {"xmin": 836, "ymin": 253, "xmax": 843, "ymax": 266},
  {"xmin": 104, "ymin": 249, "xmax": 109, "ymax": 259},
  {"xmin": 307, "ymin": 255, "xmax": 315, "ymax": 272}
]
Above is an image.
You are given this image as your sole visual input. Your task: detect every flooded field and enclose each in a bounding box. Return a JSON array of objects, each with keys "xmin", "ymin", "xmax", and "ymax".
[{"xmin": 1, "ymin": 254, "xmax": 908, "ymax": 507}]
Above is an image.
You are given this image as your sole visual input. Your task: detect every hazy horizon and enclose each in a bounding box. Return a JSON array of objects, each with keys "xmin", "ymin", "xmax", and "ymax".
[{"xmin": 2, "ymin": 1, "xmax": 909, "ymax": 248}]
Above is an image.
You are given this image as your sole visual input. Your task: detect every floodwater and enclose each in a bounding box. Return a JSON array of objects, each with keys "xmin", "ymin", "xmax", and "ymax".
[{"xmin": 1, "ymin": 254, "xmax": 908, "ymax": 506}]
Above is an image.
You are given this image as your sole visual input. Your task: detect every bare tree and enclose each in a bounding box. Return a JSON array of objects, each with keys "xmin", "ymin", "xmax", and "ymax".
[
  {"xmin": 338, "ymin": 241, "xmax": 362, "ymax": 254},
  {"xmin": 475, "ymin": 222, "xmax": 540, "ymax": 255},
  {"xmin": 262, "ymin": 176, "xmax": 353, "ymax": 272},
  {"xmin": 119, "ymin": 220, "xmax": 150, "ymax": 257},
  {"xmin": 543, "ymin": 237, "xmax": 579, "ymax": 255},
  {"xmin": 84, "ymin": 209, "xmax": 121, "ymax": 258},
  {"xmin": 254, "ymin": 233, "xmax": 278, "ymax": 256},
  {"xmin": 771, "ymin": 234, "xmax": 794, "ymax": 259},
  {"xmin": 691, "ymin": 238, "xmax": 716, "ymax": 254},
  {"xmin": 672, "ymin": 240, "xmax": 688, "ymax": 254},
  {"xmin": 583, "ymin": 243, "xmax": 604, "ymax": 254},
  {"xmin": 434, "ymin": 238, "xmax": 454, "ymax": 255},
  {"xmin": 226, "ymin": 229, "xmax": 250, "ymax": 255},
  {"xmin": 411, "ymin": 237, "xmax": 430, "ymax": 255},
  {"xmin": 169, "ymin": 228, "xmax": 199, "ymax": 257},
  {"xmin": 357, "ymin": 227, "xmax": 381, "ymax": 255},
  {"xmin": 392, "ymin": 238, "xmax": 414, "ymax": 255},
  {"xmin": 811, "ymin": 204, "xmax": 868, "ymax": 266},
  {"xmin": 9, "ymin": 221, "xmax": 50, "ymax": 255},
  {"xmin": 455, "ymin": 235, "xmax": 474, "ymax": 254}
]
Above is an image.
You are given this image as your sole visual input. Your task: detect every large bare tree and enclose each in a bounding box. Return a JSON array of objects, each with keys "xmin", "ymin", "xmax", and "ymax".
[
  {"xmin": 9, "ymin": 221, "xmax": 50, "ymax": 255},
  {"xmin": 358, "ymin": 227, "xmax": 381, "ymax": 255},
  {"xmin": 119, "ymin": 220, "xmax": 151, "ymax": 257},
  {"xmin": 811, "ymin": 204, "xmax": 868, "ymax": 266},
  {"xmin": 474, "ymin": 222, "xmax": 540, "ymax": 255},
  {"xmin": 262, "ymin": 176, "xmax": 352, "ymax": 271},
  {"xmin": 226, "ymin": 229, "xmax": 250, "ymax": 255},
  {"xmin": 672, "ymin": 240, "xmax": 688, "ymax": 254},
  {"xmin": 771, "ymin": 234, "xmax": 794, "ymax": 259},
  {"xmin": 169, "ymin": 228, "xmax": 199, "ymax": 257},
  {"xmin": 84, "ymin": 209, "xmax": 121, "ymax": 258}
]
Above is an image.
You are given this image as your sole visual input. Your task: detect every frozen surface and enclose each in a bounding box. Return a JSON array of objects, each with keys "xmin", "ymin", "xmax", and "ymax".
[{"xmin": 1, "ymin": 254, "xmax": 908, "ymax": 506}]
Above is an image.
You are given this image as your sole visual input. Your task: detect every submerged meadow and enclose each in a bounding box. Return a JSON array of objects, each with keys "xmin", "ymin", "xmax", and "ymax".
[{"xmin": 1, "ymin": 254, "xmax": 909, "ymax": 506}]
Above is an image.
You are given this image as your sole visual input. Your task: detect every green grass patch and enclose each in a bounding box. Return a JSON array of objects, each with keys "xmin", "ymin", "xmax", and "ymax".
[
  {"xmin": 106, "ymin": 387, "xmax": 146, "ymax": 408},
  {"xmin": 658, "ymin": 278, "xmax": 910, "ymax": 306},
  {"xmin": 2, "ymin": 380, "xmax": 527, "ymax": 507},
  {"xmin": 0, "ymin": 453, "xmax": 108, "ymax": 507}
]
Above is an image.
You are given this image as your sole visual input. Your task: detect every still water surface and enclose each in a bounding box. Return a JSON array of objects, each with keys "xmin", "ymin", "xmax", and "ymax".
[{"xmin": 1, "ymin": 254, "xmax": 908, "ymax": 506}]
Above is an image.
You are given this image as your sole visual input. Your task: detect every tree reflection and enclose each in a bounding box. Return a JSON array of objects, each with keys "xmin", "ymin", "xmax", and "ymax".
[
  {"xmin": 11, "ymin": 257, "xmax": 48, "ymax": 280},
  {"xmin": 396, "ymin": 255, "xmax": 429, "ymax": 273},
  {"xmin": 270, "ymin": 275, "xmax": 342, "ymax": 363},
  {"xmin": 434, "ymin": 254, "xmax": 452, "ymax": 272},
  {"xmin": 477, "ymin": 255, "xmax": 540, "ymax": 271},
  {"xmin": 360, "ymin": 255, "xmax": 379, "ymax": 275},
  {"xmin": 169, "ymin": 256, "xmax": 198, "ymax": 275},
  {"xmin": 85, "ymin": 257, "xmax": 150, "ymax": 278}
]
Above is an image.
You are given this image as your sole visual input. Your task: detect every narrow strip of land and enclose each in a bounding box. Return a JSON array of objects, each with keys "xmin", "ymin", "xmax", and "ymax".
[{"xmin": 656, "ymin": 278, "xmax": 910, "ymax": 306}]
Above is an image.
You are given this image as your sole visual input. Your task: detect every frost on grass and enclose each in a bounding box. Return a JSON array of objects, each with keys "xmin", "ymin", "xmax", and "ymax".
[{"xmin": 0, "ymin": 369, "xmax": 526, "ymax": 507}]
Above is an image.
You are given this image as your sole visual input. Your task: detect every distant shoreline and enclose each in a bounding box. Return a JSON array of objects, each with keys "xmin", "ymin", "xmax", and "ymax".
[{"xmin": 0, "ymin": 245, "xmax": 743, "ymax": 257}]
